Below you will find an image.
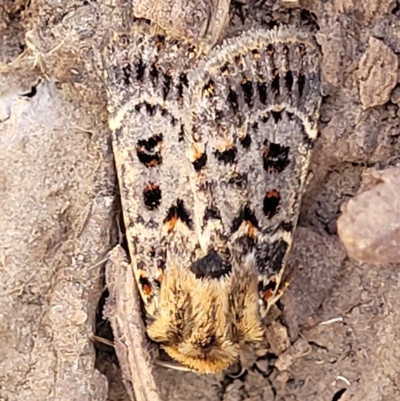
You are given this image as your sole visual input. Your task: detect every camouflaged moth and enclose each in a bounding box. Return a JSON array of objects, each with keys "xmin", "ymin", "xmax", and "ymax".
[{"xmin": 104, "ymin": 24, "xmax": 321, "ymax": 374}]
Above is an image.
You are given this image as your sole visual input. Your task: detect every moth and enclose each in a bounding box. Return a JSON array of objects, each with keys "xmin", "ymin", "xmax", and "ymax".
[{"xmin": 104, "ymin": 24, "xmax": 321, "ymax": 374}]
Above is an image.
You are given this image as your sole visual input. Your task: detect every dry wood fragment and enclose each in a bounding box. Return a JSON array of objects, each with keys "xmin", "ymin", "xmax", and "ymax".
[
  {"xmin": 105, "ymin": 245, "xmax": 163, "ymax": 401},
  {"xmin": 133, "ymin": 0, "xmax": 230, "ymax": 51}
]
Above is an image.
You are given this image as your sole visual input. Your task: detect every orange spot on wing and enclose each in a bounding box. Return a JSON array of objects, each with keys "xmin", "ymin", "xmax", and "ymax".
[
  {"xmin": 191, "ymin": 144, "xmax": 204, "ymax": 162},
  {"xmin": 263, "ymin": 289, "xmax": 273, "ymax": 301},
  {"xmin": 215, "ymin": 140, "xmax": 233, "ymax": 153},
  {"xmin": 145, "ymin": 183, "xmax": 158, "ymax": 191},
  {"xmin": 245, "ymin": 221, "xmax": 256, "ymax": 238},
  {"xmin": 147, "ymin": 160, "xmax": 159, "ymax": 167},
  {"xmin": 142, "ymin": 284, "xmax": 152, "ymax": 296},
  {"xmin": 165, "ymin": 214, "xmax": 178, "ymax": 233},
  {"xmin": 139, "ymin": 274, "xmax": 152, "ymax": 296},
  {"xmin": 263, "ymin": 277, "xmax": 277, "ymax": 302},
  {"xmin": 266, "ymin": 189, "xmax": 280, "ymax": 198}
]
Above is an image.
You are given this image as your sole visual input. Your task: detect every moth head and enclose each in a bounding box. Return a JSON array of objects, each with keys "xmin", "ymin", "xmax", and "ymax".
[{"xmin": 146, "ymin": 252, "xmax": 265, "ymax": 373}]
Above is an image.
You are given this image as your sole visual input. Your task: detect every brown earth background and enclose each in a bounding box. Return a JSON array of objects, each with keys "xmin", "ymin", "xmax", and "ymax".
[{"xmin": 1, "ymin": 0, "xmax": 400, "ymax": 400}]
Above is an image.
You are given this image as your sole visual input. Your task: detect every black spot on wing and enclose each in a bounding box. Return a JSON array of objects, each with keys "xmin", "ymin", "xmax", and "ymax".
[
  {"xmin": 228, "ymin": 173, "xmax": 247, "ymax": 188},
  {"xmin": 136, "ymin": 132, "xmax": 163, "ymax": 167},
  {"xmin": 241, "ymin": 77, "xmax": 253, "ymax": 107},
  {"xmin": 263, "ymin": 141, "xmax": 290, "ymax": 173},
  {"xmin": 150, "ymin": 61, "xmax": 159, "ymax": 85},
  {"xmin": 228, "ymin": 89, "xmax": 239, "ymax": 113},
  {"xmin": 263, "ymin": 190, "xmax": 281, "ymax": 218},
  {"xmin": 143, "ymin": 183, "xmax": 162, "ymax": 210},
  {"xmin": 204, "ymin": 206, "xmax": 221, "ymax": 221},
  {"xmin": 164, "ymin": 199, "xmax": 193, "ymax": 230},
  {"xmin": 192, "ymin": 152, "xmax": 207, "ymax": 171},
  {"xmin": 189, "ymin": 249, "xmax": 232, "ymax": 279},
  {"xmin": 163, "ymin": 71, "xmax": 172, "ymax": 100},
  {"xmin": 285, "ymin": 70, "xmax": 294, "ymax": 92},
  {"xmin": 272, "ymin": 68, "xmax": 280, "ymax": 96},
  {"xmin": 135, "ymin": 59, "xmax": 145, "ymax": 81},
  {"xmin": 231, "ymin": 205, "xmax": 259, "ymax": 234},
  {"xmin": 220, "ymin": 63, "xmax": 229, "ymax": 75},
  {"xmin": 256, "ymin": 240, "xmax": 289, "ymax": 274},
  {"xmin": 280, "ymin": 221, "xmax": 293, "ymax": 232},
  {"xmin": 177, "ymin": 72, "xmax": 188, "ymax": 99},
  {"xmin": 214, "ymin": 147, "xmax": 237, "ymax": 164},
  {"xmin": 240, "ymin": 133, "xmax": 251, "ymax": 149},
  {"xmin": 145, "ymin": 103, "xmax": 157, "ymax": 116},
  {"xmin": 257, "ymin": 79, "xmax": 267, "ymax": 104},
  {"xmin": 178, "ymin": 124, "xmax": 185, "ymax": 142},
  {"xmin": 298, "ymin": 69, "xmax": 305, "ymax": 99},
  {"xmin": 271, "ymin": 110, "xmax": 282, "ymax": 123}
]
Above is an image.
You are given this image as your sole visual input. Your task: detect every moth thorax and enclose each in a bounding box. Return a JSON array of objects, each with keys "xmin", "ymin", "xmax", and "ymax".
[{"xmin": 146, "ymin": 255, "xmax": 265, "ymax": 373}]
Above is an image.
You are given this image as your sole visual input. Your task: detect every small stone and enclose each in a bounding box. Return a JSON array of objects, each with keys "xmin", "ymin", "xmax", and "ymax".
[
  {"xmin": 275, "ymin": 338, "xmax": 310, "ymax": 371},
  {"xmin": 337, "ymin": 167, "xmax": 400, "ymax": 264},
  {"xmin": 222, "ymin": 380, "xmax": 244, "ymax": 401},
  {"xmin": 266, "ymin": 320, "xmax": 291, "ymax": 355},
  {"xmin": 255, "ymin": 358, "xmax": 270, "ymax": 374},
  {"xmin": 390, "ymin": 85, "xmax": 400, "ymax": 104},
  {"xmin": 358, "ymin": 37, "xmax": 398, "ymax": 109}
]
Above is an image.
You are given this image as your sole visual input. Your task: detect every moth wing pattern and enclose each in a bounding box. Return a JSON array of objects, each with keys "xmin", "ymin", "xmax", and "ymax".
[
  {"xmin": 103, "ymin": 24, "xmax": 322, "ymax": 374},
  {"xmin": 103, "ymin": 25, "xmax": 200, "ymax": 317},
  {"xmin": 186, "ymin": 26, "xmax": 321, "ymax": 315}
]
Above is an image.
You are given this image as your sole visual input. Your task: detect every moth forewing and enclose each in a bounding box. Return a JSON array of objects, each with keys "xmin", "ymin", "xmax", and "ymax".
[
  {"xmin": 187, "ymin": 26, "xmax": 321, "ymax": 318},
  {"xmin": 103, "ymin": 26, "xmax": 199, "ymax": 318}
]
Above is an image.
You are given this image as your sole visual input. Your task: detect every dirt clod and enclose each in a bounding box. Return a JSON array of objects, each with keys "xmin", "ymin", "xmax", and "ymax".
[
  {"xmin": 338, "ymin": 166, "xmax": 400, "ymax": 264},
  {"xmin": 358, "ymin": 36, "xmax": 398, "ymax": 109}
]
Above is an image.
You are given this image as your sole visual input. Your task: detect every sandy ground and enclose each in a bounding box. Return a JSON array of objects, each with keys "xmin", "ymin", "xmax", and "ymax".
[{"xmin": 1, "ymin": 0, "xmax": 400, "ymax": 400}]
